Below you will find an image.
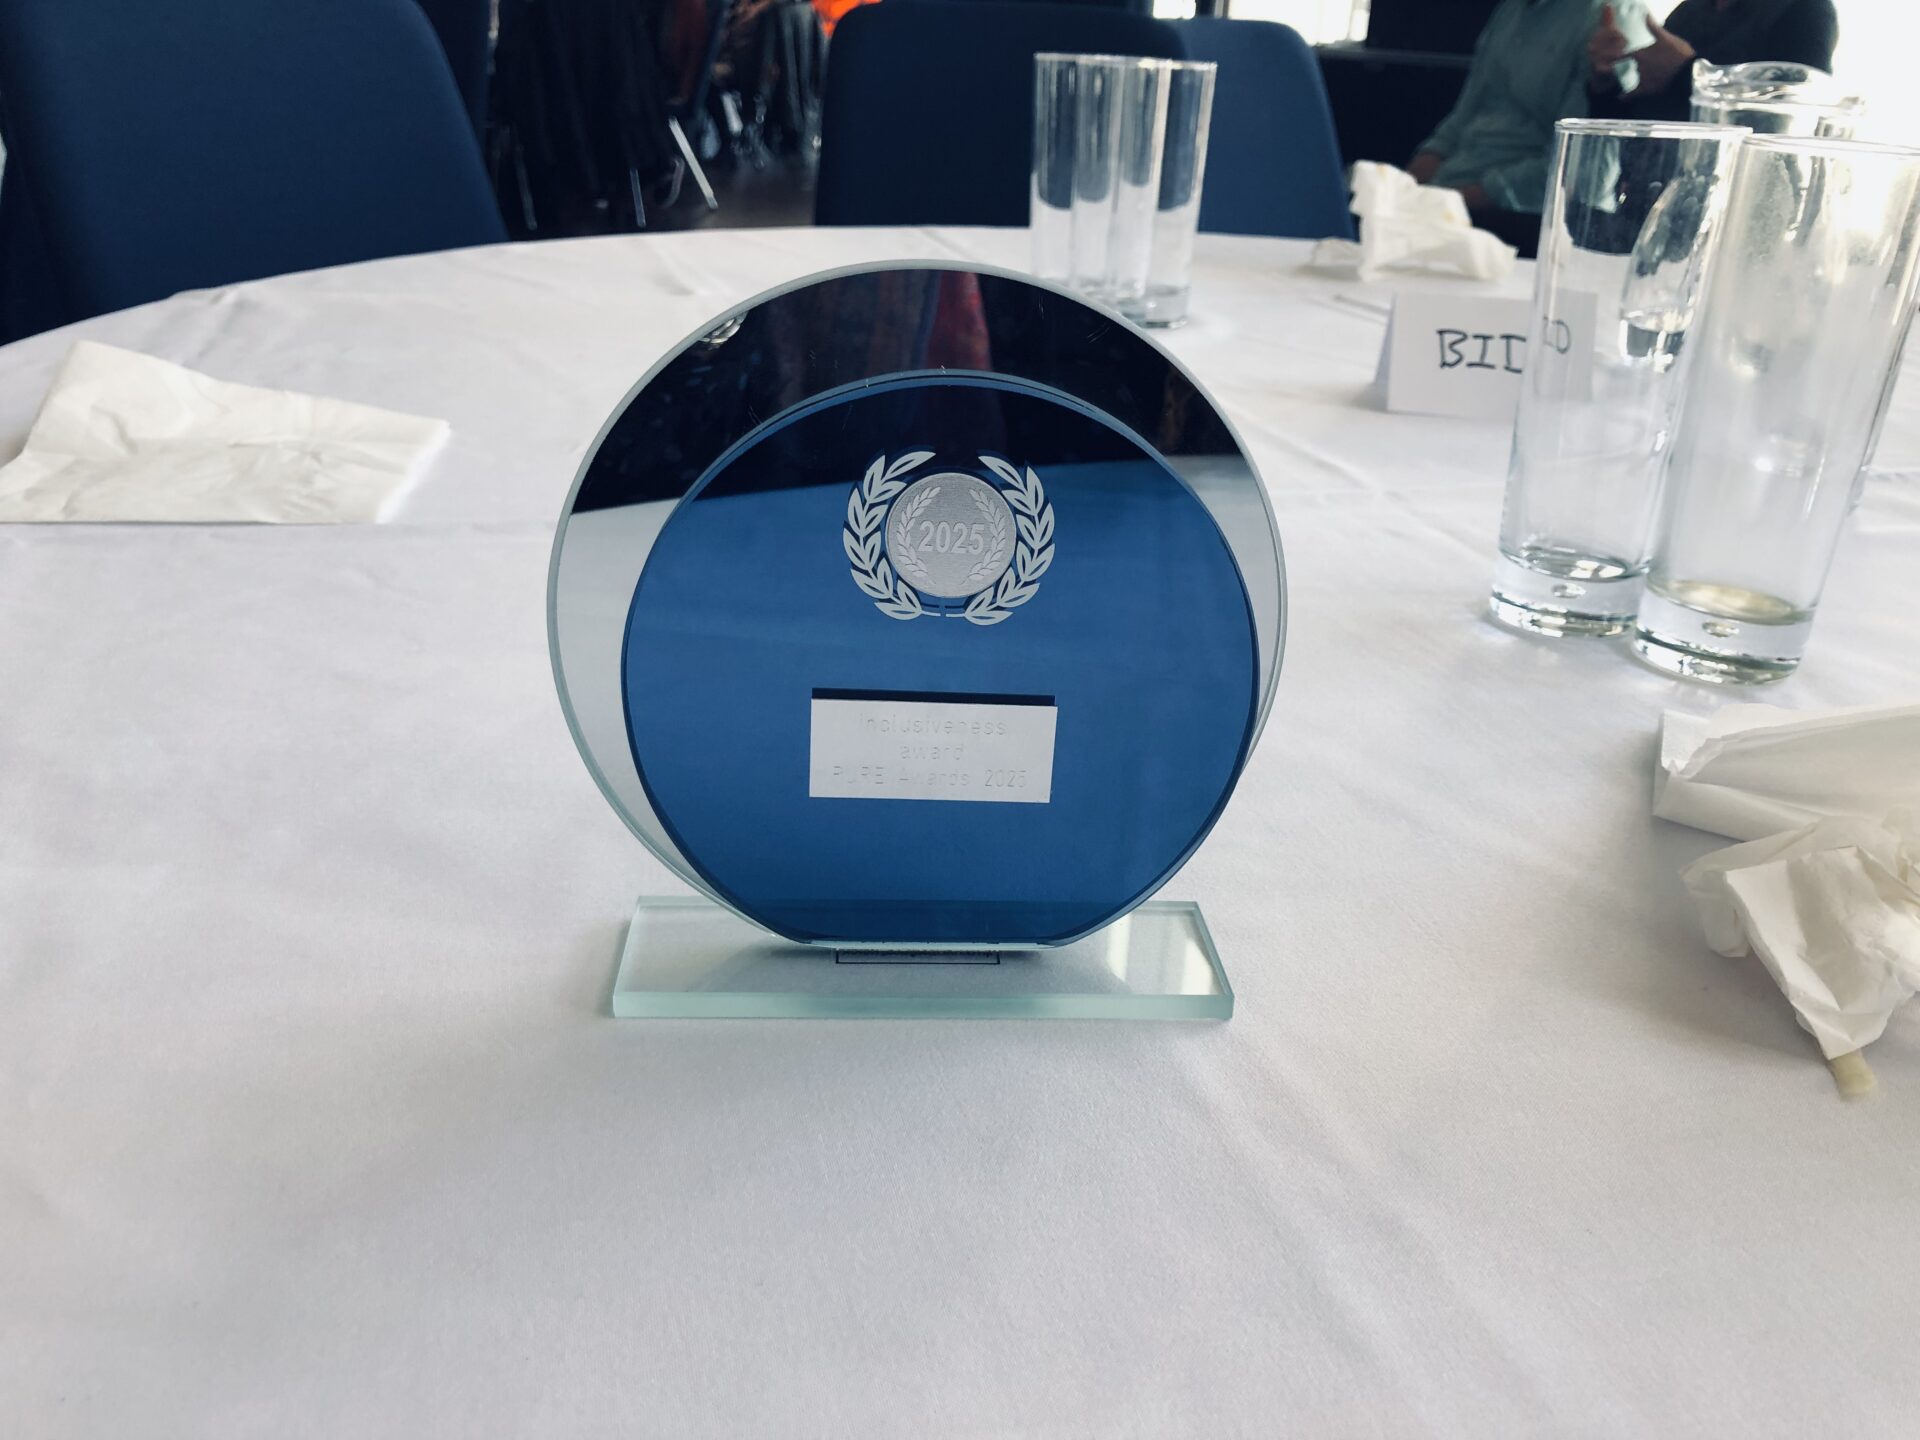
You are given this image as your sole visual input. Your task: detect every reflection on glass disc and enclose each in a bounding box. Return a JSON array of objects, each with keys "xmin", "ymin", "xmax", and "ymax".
[{"xmin": 550, "ymin": 264, "xmax": 1284, "ymax": 946}]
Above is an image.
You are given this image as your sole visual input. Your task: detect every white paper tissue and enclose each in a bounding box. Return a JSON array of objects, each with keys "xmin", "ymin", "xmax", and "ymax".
[
  {"xmin": 1310, "ymin": 162, "xmax": 1519, "ymax": 283},
  {"xmin": 0, "ymin": 341, "xmax": 448, "ymax": 523},
  {"xmin": 1683, "ymin": 811, "xmax": 1920, "ymax": 1065},
  {"xmin": 1661, "ymin": 701, "xmax": 1920, "ymax": 1091},
  {"xmin": 1656, "ymin": 702, "xmax": 1920, "ymax": 841}
]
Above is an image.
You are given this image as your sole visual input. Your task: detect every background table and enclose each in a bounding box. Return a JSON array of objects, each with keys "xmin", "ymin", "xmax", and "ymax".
[{"xmin": 3, "ymin": 229, "xmax": 1918, "ymax": 1437}]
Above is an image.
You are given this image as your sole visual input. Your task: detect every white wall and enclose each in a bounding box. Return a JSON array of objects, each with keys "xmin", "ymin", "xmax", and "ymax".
[
  {"xmin": 1644, "ymin": 0, "xmax": 1918, "ymax": 137},
  {"xmin": 1827, "ymin": 5, "xmax": 1920, "ymax": 138}
]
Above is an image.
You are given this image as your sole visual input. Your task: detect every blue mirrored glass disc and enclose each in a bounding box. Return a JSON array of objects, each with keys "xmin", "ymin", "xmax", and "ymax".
[
  {"xmin": 549, "ymin": 263, "xmax": 1285, "ymax": 947},
  {"xmin": 622, "ymin": 373, "xmax": 1256, "ymax": 945}
]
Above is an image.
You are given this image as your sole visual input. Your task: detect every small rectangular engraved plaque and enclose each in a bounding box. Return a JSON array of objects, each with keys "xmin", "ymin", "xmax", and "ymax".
[{"xmin": 808, "ymin": 691, "xmax": 1056, "ymax": 803}]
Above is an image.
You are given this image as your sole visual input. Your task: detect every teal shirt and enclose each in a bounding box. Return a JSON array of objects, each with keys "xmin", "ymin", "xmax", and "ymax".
[{"xmin": 1422, "ymin": 0, "xmax": 1648, "ymax": 213}]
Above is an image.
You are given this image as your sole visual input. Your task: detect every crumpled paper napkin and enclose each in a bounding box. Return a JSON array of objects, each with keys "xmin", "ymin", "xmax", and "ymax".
[
  {"xmin": 1309, "ymin": 162, "xmax": 1519, "ymax": 284},
  {"xmin": 1684, "ymin": 812, "xmax": 1920, "ymax": 1094},
  {"xmin": 0, "ymin": 341, "xmax": 448, "ymax": 523},
  {"xmin": 1660, "ymin": 702, "xmax": 1920, "ymax": 1095},
  {"xmin": 1656, "ymin": 702, "xmax": 1920, "ymax": 841}
]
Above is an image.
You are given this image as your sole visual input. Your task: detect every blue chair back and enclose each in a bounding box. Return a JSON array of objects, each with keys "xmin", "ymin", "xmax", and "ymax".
[
  {"xmin": 414, "ymin": 0, "xmax": 494, "ymax": 139},
  {"xmin": 0, "ymin": 166, "xmax": 64, "ymax": 343},
  {"xmin": 1175, "ymin": 19, "xmax": 1352, "ymax": 239},
  {"xmin": 817, "ymin": 2, "xmax": 1182, "ymax": 228},
  {"xmin": 0, "ymin": 0, "xmax": 506, "ymax": 327}
]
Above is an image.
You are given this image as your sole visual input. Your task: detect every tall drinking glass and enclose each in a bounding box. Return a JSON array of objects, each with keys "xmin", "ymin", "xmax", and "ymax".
[
  {"xmin": 1634, "ymin": 135, "xmax": 1920, "ymax": 683},
  {"xmin": 1104, "ymin": 59, "xmax": 1172, "ymax": 313},
  {"xmin": 1839, "ymin": 116, "xmax": 1919, "ymax": 500},
  {"xmin": 1690, "ymin": 60, "xmax": 1865, "ymax": 137},
  {"xmin": 1122, "ymin": 60, "xmax": 1215, "ymax": 328},
  {"xmin": 1490, "ymin": 119, "xmax": 1748, "ymax": 637},
  {"xmin": 1030, "ymin": 53, "xmax": 1079, "ymax": 285},
  {"xmin": 1069, "ymin": 55, "xmax": 1127, "ymax": 299},
  {"xmin": 1858, "ymin": 293, "xmax": 1918, "ymax": 490}
]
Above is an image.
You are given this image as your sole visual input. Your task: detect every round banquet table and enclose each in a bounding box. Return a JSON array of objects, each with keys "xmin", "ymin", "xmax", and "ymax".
[{"xmin": 3, "ymin": 227, "xmax": 1919, "ymax": 1437}]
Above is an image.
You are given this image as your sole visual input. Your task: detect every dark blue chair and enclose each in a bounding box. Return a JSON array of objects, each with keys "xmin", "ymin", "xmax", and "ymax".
[
  {"xmin": 414, "ymin": 0, "xmax": 494, "ymax": 140},
  {"xmin": 816, "ymin": 2, "xmax": 1182, "ymax": 228},
  {"xmin": 0, "ymin": 0, "xmax": 506, "ymax": 330},
  {"xmin": 816, "ymin": 4, "xmax": 1351, "ymax": 241},
  {"xmin": 1175, "ymin": 19, "xmax": 1353, "ymax": 239},
  {"xmin": 0, "ymin": 161, "xmax": 64, "ymax": 343}
]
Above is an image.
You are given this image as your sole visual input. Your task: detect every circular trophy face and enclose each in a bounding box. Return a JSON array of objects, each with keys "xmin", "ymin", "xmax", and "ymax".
[{"xmin": 550, "ymin": 264, "xmax": 1284, "ymax": 947}]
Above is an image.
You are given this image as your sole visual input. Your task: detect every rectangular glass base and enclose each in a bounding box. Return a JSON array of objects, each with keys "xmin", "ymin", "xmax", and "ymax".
[{"xmin": 611, "ymin": 898, "xmax": 1233, "ymax": 1019}]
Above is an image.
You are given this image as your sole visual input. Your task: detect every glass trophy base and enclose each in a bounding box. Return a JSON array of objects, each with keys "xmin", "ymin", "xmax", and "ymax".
[{"xmin": 611, "ymin": 898, "xmax": 1233, "ymax": 1019}]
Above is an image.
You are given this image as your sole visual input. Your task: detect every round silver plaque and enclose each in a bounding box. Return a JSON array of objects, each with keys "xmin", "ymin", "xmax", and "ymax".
[{"xmin": 884, "ymin": 472, "xmax": 1018, "ymax": 601}]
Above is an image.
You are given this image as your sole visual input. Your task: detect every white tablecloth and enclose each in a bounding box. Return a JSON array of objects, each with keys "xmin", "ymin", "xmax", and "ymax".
[{"xmin": 4, "ymin": 228, "xmax": 1918, "ymax": 1438}]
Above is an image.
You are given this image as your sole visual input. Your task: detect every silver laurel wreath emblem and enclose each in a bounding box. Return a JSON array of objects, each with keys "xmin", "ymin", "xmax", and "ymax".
[
  {"xmin": 842, "ymin": 451, "xmax": 934, "ymax": 620},
  {"xmin": 843, "ymin": 452, "xmax": 1056, "ymax": 625},
  {"xmin": 966, "ymin": 456, "xmax": 1056, "ymax": 625}
]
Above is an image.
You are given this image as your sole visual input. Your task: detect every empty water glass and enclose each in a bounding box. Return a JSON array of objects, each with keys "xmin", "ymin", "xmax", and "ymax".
[
  {"xmin": 1069, "ymin": 55, "xmax": 1128, "ymax": 298},
  {"xmin": 1122, "ymin": 60, "xmax": 1215, "ymax": 327},
  {"xmin": 1859, "ymin": 294, "xmax": 1919, "ymax": 487},
  {"xmin": 1031, "ymin": 54, "xmax": 1214, "ymax": 322},
  {"xmin": 1634, "ymin": 134, "xmax": 1920, "ymax": 683},
  {"xmin": 1690, "ymin": 60, "xmax": 1865, "ymax": 137},
  {"xmin": 1105, "ymin": 59, "xmax": 1173, "ymax": 312},
  {"xmin": 1490, "ymin": 119, "xmax": 1747, "ymax": 637},
  {"xmin": 1031, "ymin": 53, "xmax": 1078, "ymax": 285}
]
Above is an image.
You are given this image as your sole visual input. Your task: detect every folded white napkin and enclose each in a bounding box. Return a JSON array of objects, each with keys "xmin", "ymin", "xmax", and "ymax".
[
  {"xmin": 1659, "ymin": 702, "xmax": 1920, "ymax": 1094},
  {"xmin": 1655, "ymin": 702, "xmax": 1920, "ymax": 841},
  {"xmin": 1684, "ymin": 812, "xmax": 1920, "ymax": 1085},
  {"xmin": 0, "ymin": 341, "xmax": 448, "ymax": 523},
  {"xmin": 1309, "ymin": 162, "xmax": 1518, "ymax": 284}
]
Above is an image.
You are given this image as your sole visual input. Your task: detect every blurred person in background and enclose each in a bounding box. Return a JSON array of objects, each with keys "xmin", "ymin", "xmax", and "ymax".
[
  {"xmin": 1408, "ymin": 0, "xmax": 1648, "ymax": 219},
  {"xmin": 1587, "ymin": 0, "xmax": 1839, "ymax": 121}
]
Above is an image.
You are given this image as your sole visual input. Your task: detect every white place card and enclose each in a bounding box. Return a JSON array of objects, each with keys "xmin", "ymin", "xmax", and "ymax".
[
  {"xmin": 808, "ymin": 693, "xmax": 1056, "ymax": 803},
  {"xmin": 1375, "ymin": 290, "xmax": 1594, "ymax": 421}
]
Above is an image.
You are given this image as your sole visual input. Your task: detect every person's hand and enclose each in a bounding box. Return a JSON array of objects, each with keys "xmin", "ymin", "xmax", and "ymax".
[
  {"xmin": 1452, "ymin": 183, "xmax": 1491, "ymax": 211},
  {"xmin": 1587, "ymin": 4, "xmax": 1630, "ymax": 82},
  {"xmin": 1634, "ymin": 19, "xmax": 1697, "ymax": 95},
  {"xmin": 1408, "ymin": 151, "xmax": 1443, "ymax": 184}
]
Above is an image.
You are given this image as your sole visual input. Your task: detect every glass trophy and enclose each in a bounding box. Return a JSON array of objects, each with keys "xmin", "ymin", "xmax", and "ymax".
[{"xmin": 549, "ymin": 264, "xmax": 1284, "ymax": 1017}]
